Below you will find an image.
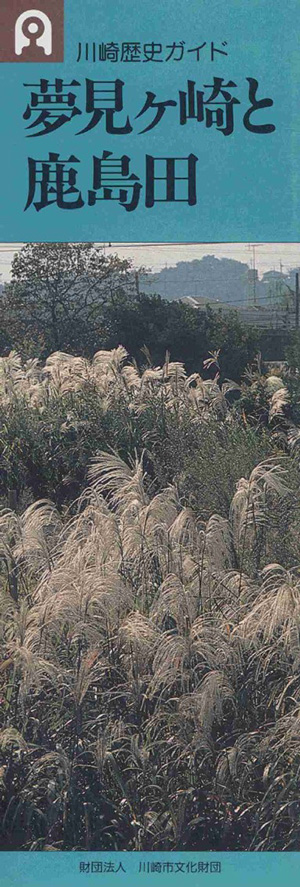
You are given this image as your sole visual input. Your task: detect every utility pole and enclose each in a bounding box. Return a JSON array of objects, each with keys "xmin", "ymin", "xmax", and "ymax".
[
  {"xmin": 296, "ymin": 272, "xmax": 299, "ymax": 329},
  {"xmin": 135, "ymin": 270, "xmax": 140, "ymax": 302},
  {"xmin": 248, "ymin": 243, "xmax": 259, "ymax": 306}
]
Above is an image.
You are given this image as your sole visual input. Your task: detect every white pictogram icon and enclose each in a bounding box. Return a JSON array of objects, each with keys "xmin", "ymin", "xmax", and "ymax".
[{"xmin": 15, "ymin": 9, "xmax": 52, "ymax": 56}]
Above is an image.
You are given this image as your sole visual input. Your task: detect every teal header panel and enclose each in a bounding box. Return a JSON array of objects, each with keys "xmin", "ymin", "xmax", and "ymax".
[
  {"xmin": 0, "ymin": 0, "xmax": 299, "ymax": 241},
  {"xmin": 1, "ymin": 852, "xmax": 300, "ymax": 887}
]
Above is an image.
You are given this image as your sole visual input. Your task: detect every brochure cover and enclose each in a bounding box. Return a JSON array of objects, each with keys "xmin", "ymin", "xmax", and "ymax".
[{"xmin": 0, "ymin": 2, "xmax": 300, "ymax": 886}]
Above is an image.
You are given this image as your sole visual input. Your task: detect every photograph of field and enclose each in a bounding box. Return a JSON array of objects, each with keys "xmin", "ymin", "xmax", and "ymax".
[{"xmin": 0, "ymin": 242, "xmax": 300, "ymax": 851}]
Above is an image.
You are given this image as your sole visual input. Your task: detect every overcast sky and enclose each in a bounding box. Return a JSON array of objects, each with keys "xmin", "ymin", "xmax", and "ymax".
[{"xmin": 0, "ymin": 242, "xmax": 300, "ymax": 280}]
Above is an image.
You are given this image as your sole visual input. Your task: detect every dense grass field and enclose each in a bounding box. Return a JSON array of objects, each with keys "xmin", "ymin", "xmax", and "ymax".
[{"xmin": 0, "ymin": 347, "xmax": 300, "ymax": 851}]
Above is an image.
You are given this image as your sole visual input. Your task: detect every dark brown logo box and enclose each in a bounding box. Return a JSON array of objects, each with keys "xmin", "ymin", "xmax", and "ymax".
[{"xmin": 0, "ymin": 0, "xmax": 64, "ymax": 61}]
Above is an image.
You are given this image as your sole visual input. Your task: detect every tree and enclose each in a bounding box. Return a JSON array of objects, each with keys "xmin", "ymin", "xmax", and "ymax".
[
  {"xmin": 0, "ymin": 243, "xmax": 260, "ymax": 380},
  {"xmin": 99, "ymin": 294, "xmax": 260, "ymax": 380},
  {"xmin": 0, "ymin": 242, "xmax": 136, "ymax": 357}
]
